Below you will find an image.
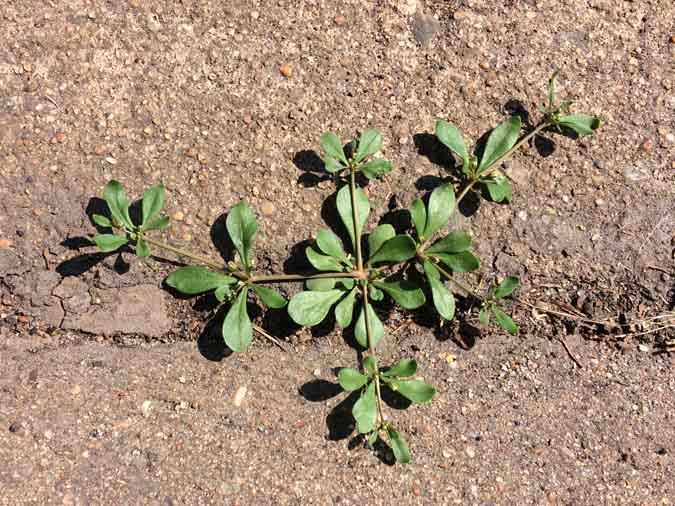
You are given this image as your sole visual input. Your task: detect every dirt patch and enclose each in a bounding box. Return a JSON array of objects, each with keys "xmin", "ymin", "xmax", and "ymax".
[{"xmin": 1, "ymin": 0, "xmax": 674, "ymax": 504}]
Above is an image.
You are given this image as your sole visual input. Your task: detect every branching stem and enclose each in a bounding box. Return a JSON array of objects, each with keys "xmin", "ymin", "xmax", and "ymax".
[{"xmin": 456, "ymin": 121, "xmax": 551, "ymax": 206}]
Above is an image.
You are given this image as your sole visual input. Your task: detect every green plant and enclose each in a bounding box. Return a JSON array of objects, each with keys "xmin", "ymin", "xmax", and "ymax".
[{"xmin": 87, "ymin": 74, "xmax": 599, "ymax": 463}]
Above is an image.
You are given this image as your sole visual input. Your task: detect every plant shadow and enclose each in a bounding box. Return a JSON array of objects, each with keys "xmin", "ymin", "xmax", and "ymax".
[
  {"xmin": 209, "ymin": 213, "xmax": 235, "ymax": 263},
  {"xmin": 197, "ymin": 306, "xmax": 233, "ymax": 362}
]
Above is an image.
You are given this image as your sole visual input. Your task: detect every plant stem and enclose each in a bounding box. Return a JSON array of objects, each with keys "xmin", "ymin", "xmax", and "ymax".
[
  {"xmin": 424, "ymin": 255, "xmax": 481, "ymax": 301},
  {"xmin": 248, "ymin": 272, "xmax": 357, "ymax": 283},
  {"xmin": 456, "ymin": 121, "xmax": 551, "ymax": 206},
  {"xmin": 349, "ymin": 164, "xmax": 386, "ymax": 427},
  {"xmin": 144, "ymin": 236, "xmax": 226, "ymax": 271}
]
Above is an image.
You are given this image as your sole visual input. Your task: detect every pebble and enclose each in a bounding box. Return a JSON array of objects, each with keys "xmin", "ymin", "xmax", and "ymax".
[
  {"xmin": 94, "ymin": 144, "xmax": 106, "ymax": 155},
  {"xmin": 71, "ymin": 385, "xmax": 81, "ymax": 396},
  {"xmin": 179, "ymin": 376, "xmax": 186, "ymax": 384},
  {"xmin": 638, "ymin": 344, "xmax": 649, "ymax": 352},
  {"xmin": 8, "ymin": 422, "xmax": 20, "ymax": 433},
  {"xmin": 173, "ymin": 211, "xmax": 185, "ymax": 221},
  {"xmin": 623, "ymin": 166, "xmax": 648, "ymax": 182},
  {"xmin": 0, "ymin": 238, "xmax": 12, "ymax": 249},
  {"xmin": 641, "ymin": 139, "xmax": 654, "ymax": 153},
  {"xmin": 104, "ymin": 156, "xmax": 117, "ymax": 165},
  {"xmin": 260, "ymin": 201, "xmax": 275, "ymax": 215},
  {"xmin": 234, "ymin": 386, "xmax": 247, "ymax": 407},
  {"xmin": 279, "ymin": 64, "xmax": 292, "ymax": 78},
  {"xmin": 412, "ymin": 12, "xmax": 440, "ymax": 45},
  {"xmin": 334, "ymin": 14, "xmax": 346, "ymax": 25},
  {"xmin": 465, "ymin": 446, "xmax": 476, "ymax": 458},
  {"xmin": 141, "ymin": 400, "xmax": 152, "ymax": 417}
]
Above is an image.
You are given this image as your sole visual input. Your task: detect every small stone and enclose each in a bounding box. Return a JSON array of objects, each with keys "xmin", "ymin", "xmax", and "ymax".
[
  {"xmin": 412, "ymin": 486, "xmax": 422, "ymax": 497},
  {"xmin": 453, "ymin": 9, "xmax": 471, "ymax": 20},
  {"xmin": 412, "ymin": 12, "xmax": 440, "ymax": 45},
  {"xmin": 671, "ymin": 35, "xmax": 675, "ymax": 44},
  {"xmin": 55, "ymin": 131, "xmax": 66, "ymax": 143},
  {"xmin": 260, "ymin": 201, "xmax": 275, "ymax": 215},
  {"xmin": 141, "ymin": 400, "xmax": 152, "ymax": 417},
  {"xmin": 104, "ymin": 156, "xmax": 117, "ymax": 165},
  {"xmin": 112, "ymin": 420, "xmax": 130, "ymax": 431},
  {"xmin": 71, "ymin": 384, "xmax": 81, "ymax": 396},
  {"xmin": 312, "ymin": 368, "xmax": 321, "ymax": 377},
  {"xmin": 293, "ymin": 420, "xmax": 305, "ymax": 429},
  {"xmin": 8, "ymin": 422, "xmax": 20, "ymax": 433},
  {"xmin": 465, "ymin": 446, "xmax": 476, "ymax": 458},
  {"xmin": 173, "ymin": 211, "xmax": 185, "ymax": 221},
  {"xmin": 638, "ymin": 344, "xmax": 649, "ymax": 352},
  {"xmin": 22, "ymin": 62, "xmax": 33, "ymax": 73},
  {"xmin": 94, "ymin": 144, "xmax": 106, "ymax": 155},
  {"xmin": 0, "ymin": 238, "xmax": 12, "ymax": 249},
  {"xmin": 233, "ymin": 386, "xmax": 247, "ymax": 407},
  {"xmin": 665, "ymin": 133, "xmax": 675, "ymax": 143},
  {"xmin": 641, "ymin": 139, "xmax": 654, "ymax": 153},
  {"xmin": 179, "ymin": 375, "xmax": 186, "ymax": 384},
  {"xmin": 143, "ymin": 126, "xmax": 153, "ymax": 135},
  {"xmin": 44, "ymin": 430, "xmax": 53, "ymax": 440},
  {"xmin": 623, "ymin": 166, "xmax": 647, "ymax": 182},
  {"xmin": 185, "ymin": 147, "xmax": 197, "ymax": 158},
  {"xmin": 334, "ymin": 14, "xmax": 346, "ymax": 25},
  {"xmin": 279, "ymin": 64, "xmax": 292, "ymax": 77}
]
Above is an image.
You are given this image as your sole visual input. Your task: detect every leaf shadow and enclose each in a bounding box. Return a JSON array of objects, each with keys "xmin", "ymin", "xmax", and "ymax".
[
  {"xmin": 197, "ymin": 306, "xmax": 233, "ymax": 362},
  {"xmin": 209, "ymin": 213, "xmax": 235, "ymax": 263},
  {"xmin": 412, "ymin": 133, "xmax": 461, "ymax": 182}
]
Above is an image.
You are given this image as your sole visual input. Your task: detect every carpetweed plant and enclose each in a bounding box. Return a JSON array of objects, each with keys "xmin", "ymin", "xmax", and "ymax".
[{"xmin": 86, "ymin": 74, "xmax": 600, "ymax": 463}]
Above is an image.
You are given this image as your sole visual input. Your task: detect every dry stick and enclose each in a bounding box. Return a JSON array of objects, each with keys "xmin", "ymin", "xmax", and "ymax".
[
  {"xmin": 350, "ymin": 167, "xmax": 385, "ymax": 426},
  {"xmin": 253, "ymin": 324, "xmax": 287, "ymax": 351},
  {"xmin": 455, "ymin": 121, "xmax": 551, "ymax": 206},
  {"xmin": 556, "ymin": 336, "xmax": 584, "ymax": 368}
]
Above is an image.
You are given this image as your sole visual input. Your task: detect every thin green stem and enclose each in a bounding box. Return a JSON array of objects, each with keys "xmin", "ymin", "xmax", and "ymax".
[
  {"xmin": 420, "ymin": 253, "xmax": 481, "ymax": 300},
  {"xmin": 456, "ymin": 121, "xmax": 551, "ymax": 206},
  {"xmin": 360, "ymin": 283, "xmax": 385, "ymax": 425},
  {"xmin": 144, "ymin": 236, "xmax": 227, "ymax": 272},
  {"xmin": 248, "ymin": 272, "xmax": 357, "ymax": 283},
  {"xmin": 349, "ymin": 163, "xmax": 385, "ymax": 427}
]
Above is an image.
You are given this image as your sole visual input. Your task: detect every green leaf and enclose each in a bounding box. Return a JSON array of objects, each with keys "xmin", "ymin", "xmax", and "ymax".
[
  {"xmin": 92, "ymin": 234, "xmax": 128, "ymax": 252},
  {"xmin": 432, "ymin": 251, "xmax": 480, "ymax": 273},
  {"xmin": 226, "ymin": 201, "xmax": 258, "ymax": 269},
  {"xmin": 387, "ymin": 427, "xmax": 411, "ymax": 464},
  {"xmin": 92, "ymin": 214, "xmax": 112, "ymax": 228},
  {"xmin": 388, "ymin": 379, "xmax": 436, "ymax": 403},
  {"xmin": 166, "ymin": 266, "xmax": 236, "ymax": 295},
  {"xmin": 338, "ymin": 368, "xmax": 369, "ymax": 391},
  {"xmin": 103, "ymin": 180, "xmax": 134, "ymax": 230},
  {"xmin": 373, "ymin": 279, "xmax": 425, "ymax": 309},
  {"xmin": 320, "ymin": 132, "xmax": 348, "ymax": 165},
  {"xmin": 491, "ymin": 305, "xmax": 518, "ymax": 335},
  {"xmin": 410, "ymin": 198, "xmax": 427, "ymax": 239},
  {"xmin": 214, "ymin": 284, "xmax": 231, "ymax": 302},
  {"xmin": 335, "ymin": 287, "xmax": 357, "ymax": 328},
  {"xmin": 424, "ymin": 184, "xmax": 456, "ymax": 239},
  {"xmin": 493, "ymin": 276, "xmax": 520, "ymax": 299},
  {"xmin": 382, "ymin": 358, "xmax": 417, "ymax": 378},
  {"xmin": 287, "ymin": 289, "xmax": 344, "ymax": 326},
  {"xmin": 423, "ymin": 260, "xmax": 455, "ymax": 321},
  {"xmin": 338, "ymin": 278, "xmax": 355, "ymax": 290},
  {"xmin": 354, "ymin": 302, "xmax": 384, "ymax": 349},
  {"xmin": 354, "ymin": 128, "xmax": 382, "ymax": 163},
  {"xmin": 143, "ymin": 215, "xmax": 170, "ymax": 231},
  {"xmin": 558, "ymin": 114, "xmax": 601, "ymax": 137},
  {"xmin": 222, "ymin": 288, "xmax": 252, "ymax": 352},
  {"xmin": 363, "ymin": 355, "xmax": 378, "ymax": 376},
  {"xmin": 306, "ymin": 247, "xmax": 343, "ymax": 272},
  {"xmin": 368, "ymin": 235, "xmax": 416, "ymax": 265},
  {"xmin": 306, "ymin": 277, "xmax": 337, "ymax": 291},
  {"xmin": 478, "ymin": 116, "xmax": 522, "ymax": 172},
  {"xmin": 368, "ymin": 284, "xmax": 384, "ymax": 301},
  {"xmin": 252, "ymin": 285, "xmax": 287, "ymax": 309},
  {"xmin": 352, "ymin": 381, "xmax": 377, "ymax": 434},
  {"xmin": 316, "ymin": 228, "xmax": 348, "ymax": 261},
  {"xmin": 485, "ymin": 174, "xmax": 512, "ymax": 203},
  {"xmin": 360, "ymin": 159, "xmax": 392, "ymax": 179},
  {"xmin": 142, "ymin": 184, "xmax": 165, "ymax": 226},
  {"xmin": 478, "ymin": 307, "xmax": 489, "ymax": 326},
  {"xmin": 336, "ymin": 185, "xmax": 370, "ymax": 252},
  {"xmin": 426, "ymin": 231, "xmax": 472, "ymax": 254},
  {"xmin": 325, "ymin": 157, "xmax": 344, "ymax": 173},
  {"xmin": 367, "ymin": 431, "xmax": 379, "ymax": 447},
  {"xmin": 135, "ymin": 238, "xmax": 150, "ymax": 258},
  {"xmin": 368, "ymin": 224, "xmax": 395, "ymax": 258},
  {"xmin": 435, "ymin": 120, "xmax": 469, "ymax": 168}
]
